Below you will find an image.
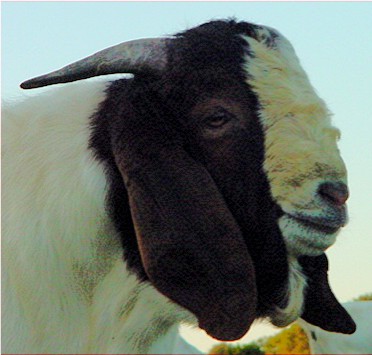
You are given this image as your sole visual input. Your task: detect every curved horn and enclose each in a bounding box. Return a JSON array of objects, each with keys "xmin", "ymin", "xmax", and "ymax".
[{"xmin": 20, "ymin": 37, "xmax": 170, "ymax": 89}]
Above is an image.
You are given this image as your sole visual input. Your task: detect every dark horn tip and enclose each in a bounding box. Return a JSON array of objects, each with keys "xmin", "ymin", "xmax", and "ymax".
[
  {"xmin": 20, "ymin": 78, "xmax": 49, "ymax": 90},
  {"xmin": 20, "ymin": 76, "xmax": 69, "ymax": 90},
  {"xmin": 20, "ymin": 81, "xmax": 35, "ymax": 89}
]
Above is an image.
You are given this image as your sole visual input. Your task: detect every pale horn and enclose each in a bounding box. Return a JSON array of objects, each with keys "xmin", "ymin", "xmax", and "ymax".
[{"xmin": 21, "ymin": 38, "xmax": 171, "ymax": 89}]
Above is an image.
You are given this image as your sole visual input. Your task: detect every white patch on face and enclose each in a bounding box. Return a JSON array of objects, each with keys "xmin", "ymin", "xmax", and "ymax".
[{"xmin": 241, "ymin": 28, "xmax": 348, "ymax": 255}]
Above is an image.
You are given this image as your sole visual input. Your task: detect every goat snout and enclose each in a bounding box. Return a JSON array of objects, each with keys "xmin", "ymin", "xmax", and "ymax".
[{"xmin": 317, "ymin": 181, "xmax": 349, "ymax": 207}]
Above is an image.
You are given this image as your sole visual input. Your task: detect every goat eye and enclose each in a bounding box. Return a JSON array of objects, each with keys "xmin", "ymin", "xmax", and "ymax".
[{"xmin": 204, "ymin": 109, "xmax": 234, "ymax": 129}]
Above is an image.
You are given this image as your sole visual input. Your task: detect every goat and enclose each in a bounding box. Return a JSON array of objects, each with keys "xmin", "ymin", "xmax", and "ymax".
[
  {"xmin": 299, "ymin": 301, "xmax": 372, "ymax": 354},
  {"xmin": 2, "ymin": 19, "xmax": 356, "ymax": 354}
]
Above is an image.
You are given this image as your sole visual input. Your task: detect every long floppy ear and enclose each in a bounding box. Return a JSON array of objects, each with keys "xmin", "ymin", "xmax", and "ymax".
[
  {"xmin": 111, "ymin": 82, "xmax": 257, "ymax": 341},
  {"xmin": 299, "ymin": 254, "xmax": 356, "ymax": 334}
]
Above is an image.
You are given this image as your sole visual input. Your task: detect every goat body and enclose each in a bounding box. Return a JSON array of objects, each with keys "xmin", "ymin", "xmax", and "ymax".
[
  {"xmin": 2, "ymin": 19, "xmax": 356, "ymax": 354},
  {"xmin": 299, "ymin": 302, "xmax": 372, "ymax": 354},
  {"xmin": 2, "ymin": 80, "xmax": 195, "ymax": 354}
]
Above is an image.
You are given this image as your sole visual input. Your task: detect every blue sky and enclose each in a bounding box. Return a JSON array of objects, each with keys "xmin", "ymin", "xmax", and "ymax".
[{"xmin": 2, "ymin": 1, "xmax": 372, "ymax": 352}]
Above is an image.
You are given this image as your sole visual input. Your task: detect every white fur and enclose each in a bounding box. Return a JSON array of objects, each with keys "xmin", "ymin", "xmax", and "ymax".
[
  {"xmin": 298, "ymin": 302, "xmax": 372, "ymax": 354},
  {"xmin": 270, "ymin": 258, "xmax": 307, "ymax": 327},
  {"xmin": 2, "ymin": 79, "xmax": 196, "ymax": 354}
]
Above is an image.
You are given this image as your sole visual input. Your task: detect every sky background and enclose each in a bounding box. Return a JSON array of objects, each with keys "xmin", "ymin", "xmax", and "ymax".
[{"xmin": 2, "ymin": 1, "xmax": 372, "ymax": 352}]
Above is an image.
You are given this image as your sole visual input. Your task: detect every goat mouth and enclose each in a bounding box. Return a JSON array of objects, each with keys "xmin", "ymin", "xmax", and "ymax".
[
  {"xmin": 279, "ymin": 214, "xmax": 342, "ymax": 256},
  {"xmin": 292, "ymin": 217, "xmax": 340, "ymax": 235}
]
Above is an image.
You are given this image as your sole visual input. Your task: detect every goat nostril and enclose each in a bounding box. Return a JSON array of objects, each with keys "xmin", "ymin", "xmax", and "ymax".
[{"xmin": 318, "ymin": 182, "xmax": 349, "ymax": 206}]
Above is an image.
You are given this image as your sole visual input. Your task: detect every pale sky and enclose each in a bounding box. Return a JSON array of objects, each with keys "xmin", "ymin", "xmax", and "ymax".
[{"xmin": 2, "ymin": 1, "xmax": 372, "ymax": 352}]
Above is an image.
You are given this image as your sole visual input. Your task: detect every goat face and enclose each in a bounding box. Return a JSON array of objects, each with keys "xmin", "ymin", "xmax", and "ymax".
[
  {"xmin": 20, "ymin": 19, "xmax": 353, "ymax": 341},
  {"xmin": 161, "ymin": 21, "xmax": 348, "ymax": 259},
  {"xmin": 242, "ymin": 27, "xmax": 348, "ymax": 257}
]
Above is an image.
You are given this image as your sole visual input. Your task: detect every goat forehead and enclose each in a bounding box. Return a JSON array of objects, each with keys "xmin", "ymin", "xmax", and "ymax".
[{"xmin": 242, "ymin": 29, "xmax": 347, "ymax": 207}]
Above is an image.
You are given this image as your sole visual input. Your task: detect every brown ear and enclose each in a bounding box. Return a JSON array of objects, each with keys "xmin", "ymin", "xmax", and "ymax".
[
  {"xmin": 112, "ymin": 86, "xmax": 257, "ymax": 341},
  {"xmin": 299, "ymin": 254, "xmax": 356, "ymax": 334}
]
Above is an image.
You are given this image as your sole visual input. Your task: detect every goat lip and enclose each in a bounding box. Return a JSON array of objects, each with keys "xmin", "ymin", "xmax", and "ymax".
[{"xmin": 290, "ymin": 216, "xmax": 341, "ymax": 234}]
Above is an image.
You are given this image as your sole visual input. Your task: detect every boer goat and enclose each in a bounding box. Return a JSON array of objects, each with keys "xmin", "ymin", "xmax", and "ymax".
[
  {"xmin": 299, "ymin": 302, "xmax": 372, "ymax": 354},
  {"xmin": 2, "ymin": 19, "xmax": 355, "ymax": 354}
]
